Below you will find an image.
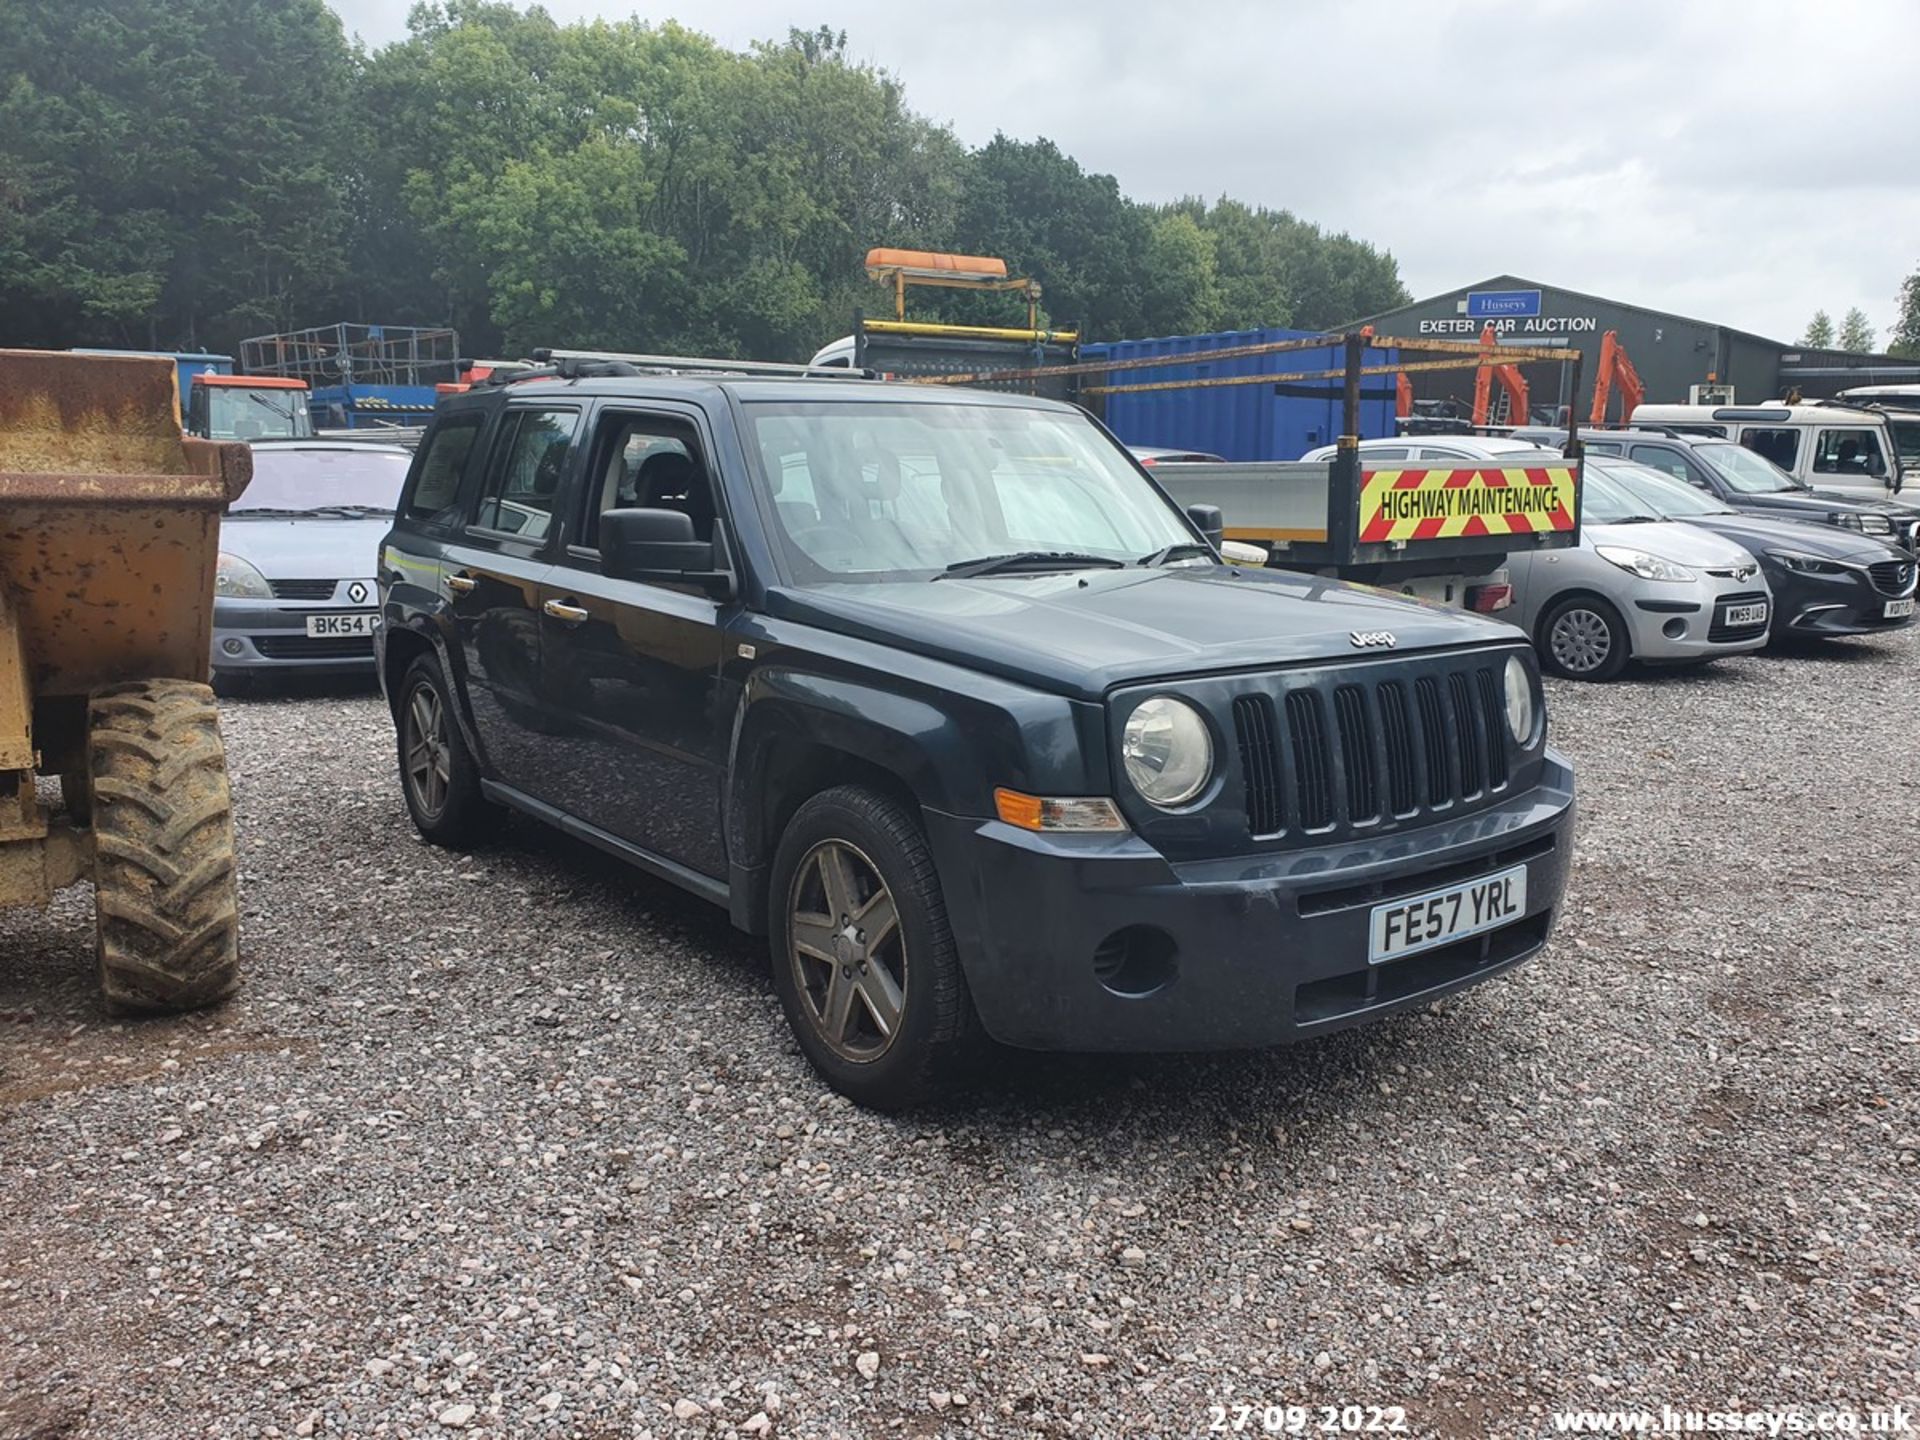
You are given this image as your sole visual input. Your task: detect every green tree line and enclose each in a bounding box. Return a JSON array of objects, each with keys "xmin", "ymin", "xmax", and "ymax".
[{"xmin": 0, "ymin": 0, "xmax": 1413, "ymax": 361}]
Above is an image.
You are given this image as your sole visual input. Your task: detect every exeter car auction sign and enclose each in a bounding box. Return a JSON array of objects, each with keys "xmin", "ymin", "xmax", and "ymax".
[{"xmin": 1359, "ymin": 466, "xmax": 1579, "ymax": 542}]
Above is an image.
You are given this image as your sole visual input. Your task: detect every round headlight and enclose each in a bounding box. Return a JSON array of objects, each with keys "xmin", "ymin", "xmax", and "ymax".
[
  {"xmin": 1121, "ymin": 696, "xmax": 1213, "ymax": 808},
  {"xmin": 1503, "ymin": 655, "xmax": 1535, "ymax": 743}
]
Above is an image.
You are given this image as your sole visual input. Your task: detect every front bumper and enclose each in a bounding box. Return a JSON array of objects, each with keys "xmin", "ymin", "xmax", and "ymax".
[
  {"xmin": 924, "ymin": 751, "xmax": 1575, "ymax": 1051},
  {"xmin": 212, "ymin": 597, "xmax": 381, "ymax": 674},
  {"xmin": 1625, "ymin": 581, "xmax": 1771, "ymax": 661},
  {"xmin": 1772, "ymin": 567, "xmax": 1916, "ymax": 638}
]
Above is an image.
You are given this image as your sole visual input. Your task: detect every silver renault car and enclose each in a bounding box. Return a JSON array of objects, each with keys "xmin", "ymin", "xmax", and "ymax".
[
  {"xmin": 1506, "ymin": 464, "xmax": 1773, "ymax": 680},
  {"xmin": 211, "ymin": 439, "xmax": 411, "ymax": 692}
]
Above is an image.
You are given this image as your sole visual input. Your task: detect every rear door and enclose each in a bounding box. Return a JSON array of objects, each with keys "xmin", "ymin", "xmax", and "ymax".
[
  {"xmin": 535, "ymin": 404, "xmax": 731, "ymax": 878},
  {"xmin": 441, "ymin": 402, "xmax": 582, "ymax": 798}
]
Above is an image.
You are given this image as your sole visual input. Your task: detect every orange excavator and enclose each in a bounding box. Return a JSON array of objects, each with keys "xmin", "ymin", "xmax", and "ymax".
[
  {"xmin": 1588, "ymin": 329, "xmax": 1644, "ymax": 425},
  {"xmin": 1391, "ymin": 324, "xmax": 1532, "ymax": 428}
]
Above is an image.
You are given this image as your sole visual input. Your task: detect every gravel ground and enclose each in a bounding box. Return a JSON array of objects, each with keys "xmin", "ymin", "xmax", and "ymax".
[{"xmin": 3, "ymin": 637, "xmax": 1918, "ymax": 1440}]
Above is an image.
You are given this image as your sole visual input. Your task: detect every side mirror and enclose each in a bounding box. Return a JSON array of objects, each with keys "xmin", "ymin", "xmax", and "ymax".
[
  {"xmin": 599, "ymin": 508, "xmax": 733, "ymax": 597},
  {"xmin": 1185, "ymin": 503, "xmax": 1225, "ymax": 552}
]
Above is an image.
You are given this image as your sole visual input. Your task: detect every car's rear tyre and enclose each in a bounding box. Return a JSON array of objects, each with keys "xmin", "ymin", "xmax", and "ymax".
[
  {"xmin": 769, "ymin": 785, "xmax": 979, "ymax": 1111},
  {"xmin": 1538, "ymin": 593, "xmax": 1630, "ymax": 681},
  {"xmin": 88, "ymin": 680, "xmax": 240, "ymax": 1015},
  {"xmin": 396, "ymin": 652, "xmax": 495, "ymax": 847}
]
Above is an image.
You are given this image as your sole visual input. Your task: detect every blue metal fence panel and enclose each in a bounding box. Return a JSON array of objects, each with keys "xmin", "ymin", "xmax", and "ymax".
[{"xmin": 1082, "ymin": 328, "xmax": 1399, "ymax": 462}]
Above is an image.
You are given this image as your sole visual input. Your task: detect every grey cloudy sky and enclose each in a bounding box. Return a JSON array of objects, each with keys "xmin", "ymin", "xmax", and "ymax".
[{"xmin": 328, "ymin": 0, "xmax": 1920, "ymax": 344}]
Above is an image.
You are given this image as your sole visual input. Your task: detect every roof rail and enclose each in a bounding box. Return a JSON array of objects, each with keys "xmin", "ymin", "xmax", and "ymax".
[{"xmin": 527, "ymin": 347, "xmax": 873, "ymax": 380}]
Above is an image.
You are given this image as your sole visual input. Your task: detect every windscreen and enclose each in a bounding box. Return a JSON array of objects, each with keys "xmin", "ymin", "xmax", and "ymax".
[
  {"xmin": 1886, "ymin": 416, "xmax": 1920, "ymax": 472},
  {"xmin": 207, "ymin": 387, "xmax": 310, "ymax": 440},
  {"xmin": 1592, "ymin": 459, "xmax": 1734, "ymax": 516},
  {"xmin": 745, "ymin": 401, "xmax": 1195, "ymax": 580},
  {"xmin": 1697, "ymin": 441, "xmax": 1800, "ymax": 494},
  {"xmin": 1577, "ymin": 468, "xmax": 1650, "ymax": 524},
  {"xmin": 231, "ymin": 447, "xmax": 412, "ymax": 514}
]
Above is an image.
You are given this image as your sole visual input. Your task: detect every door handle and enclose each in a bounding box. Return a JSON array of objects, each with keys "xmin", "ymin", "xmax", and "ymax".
[
  {"xmin": 543, "ymin": 598, "xmax": 590, "ymax": 625},
  {"xmin": 445, "ymin": 572, "xmax": 478, "ymax": 594}
]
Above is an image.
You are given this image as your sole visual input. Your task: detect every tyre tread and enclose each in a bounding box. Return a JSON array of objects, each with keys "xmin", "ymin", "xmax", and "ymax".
[{"xmin": 88, "ymin": 678, "xmax": 240, "ymax": 1014}]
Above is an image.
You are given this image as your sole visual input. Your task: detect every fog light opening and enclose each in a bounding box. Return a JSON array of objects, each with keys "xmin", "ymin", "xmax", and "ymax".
[
  {"xmin": 1091, "ymin": 925, "xmax": 1178, "ymax": 998},
  {"xmin": 221, "ymin": 638, "xmax": 245, "ymax": 656},
  {"xmin": 1662, "ymin": 617, "xmax": 1687, "ymax": 640}
]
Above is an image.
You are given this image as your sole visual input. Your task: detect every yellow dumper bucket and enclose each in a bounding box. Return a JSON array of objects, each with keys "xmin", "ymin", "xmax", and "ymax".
[
  {"xmin": 0, "ymin": 348, "xmax": 252, "ymax": 700},
  {"xmin": 0, "ymin": 349, "xmax": 252, "ymax": 1014}
]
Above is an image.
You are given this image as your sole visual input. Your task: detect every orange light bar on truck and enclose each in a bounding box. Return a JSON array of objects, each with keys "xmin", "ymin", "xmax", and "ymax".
[
  {"xmin": 864, "ymin": 248, "xmax": 1008, "ymax": 279},
  {"xmin": 198, "ymin": 374, "xmax": 309, "ymax": 390},
  {"xmin": 993, "ymin": 788, "xmax": 1127, "ymax": 834}
]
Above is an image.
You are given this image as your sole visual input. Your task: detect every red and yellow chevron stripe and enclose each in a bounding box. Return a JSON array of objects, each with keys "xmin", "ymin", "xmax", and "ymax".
[{"xmin": 1358, "ymin": 466, "xmax": 1578, "ymax": 543}]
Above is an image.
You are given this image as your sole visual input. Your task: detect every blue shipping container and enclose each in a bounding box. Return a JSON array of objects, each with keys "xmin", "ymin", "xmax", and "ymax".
[{"xmin": 1082, "ymin": 328, "xmax": 1399, "ymax": 462}]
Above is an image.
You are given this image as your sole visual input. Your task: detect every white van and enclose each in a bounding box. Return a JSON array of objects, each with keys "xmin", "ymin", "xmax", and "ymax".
[{"xmin": 1630, "ymin": 401, "xmax": 1907, "ymax": 500}]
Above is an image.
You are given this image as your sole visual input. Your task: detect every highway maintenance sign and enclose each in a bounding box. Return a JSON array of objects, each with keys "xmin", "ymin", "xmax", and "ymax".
[{"xmin": 1359, "ymin": 466, "xmax": 1578, "ymax": 543}]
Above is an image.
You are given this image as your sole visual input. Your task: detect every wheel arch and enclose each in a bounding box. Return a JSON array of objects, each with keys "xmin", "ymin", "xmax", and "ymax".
[{"xmin": 725, "ymin": 687, "xmax": 965, "ymax": 935}]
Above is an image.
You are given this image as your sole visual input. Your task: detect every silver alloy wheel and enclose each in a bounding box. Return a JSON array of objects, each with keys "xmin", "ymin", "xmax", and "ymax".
[
  {"xmin": 787, "ymin": 839, "xmax": 906, "ymax": 1063},
  {"xmin": 1549, "ymin": 606, "xmax": 1614, "ymax": 674},
  {"xmin": 404, "ymin": 681, "xmax": 452, "ymax": 818}
]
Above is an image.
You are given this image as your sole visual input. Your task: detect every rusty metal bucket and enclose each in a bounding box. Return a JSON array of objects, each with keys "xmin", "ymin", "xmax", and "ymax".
[
  {"xmin": 0, "ymin": 349, "xmax": 252, "ymax": 1013},
  {"xmin": 0, "ymin": 349, "xmax": 252, "ymax": 706}
]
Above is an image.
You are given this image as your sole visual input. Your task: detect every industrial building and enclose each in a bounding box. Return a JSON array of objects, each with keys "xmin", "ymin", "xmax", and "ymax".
[{"xmin": 1348, "ymin": 276, "xmax": 1920, "ymax": 424}]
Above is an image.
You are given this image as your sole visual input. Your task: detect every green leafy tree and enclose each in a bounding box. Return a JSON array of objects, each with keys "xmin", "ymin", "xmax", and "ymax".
[
  {"xmin": 1891, "ymin": 268, "xmax": 1920, "ymax": 359},
  {"xmin": 1800, "ymin": 310, "xmax": 1834, "ymax": 347},
  {"xmin": 0, "ymin": 0, "xmax": 355, "ymax": 351},
  {"xmin": 1165, "ymin": 196, "xmax": 1410, "ymax": 333},
  {"xmin": 1140, "ymin": 212, "xmax": 1222, "ymax": 336},
  {"xmin": 1838, "ymin": 306, "xmax": 1876, "ymax": 353}
]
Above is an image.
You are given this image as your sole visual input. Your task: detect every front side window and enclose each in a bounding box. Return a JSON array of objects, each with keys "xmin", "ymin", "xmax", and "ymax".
[
  {"xmin": 1812, "ymin": 427, "xmax": 1889, "ymax": 478},
  {"xmin": 1739, "ymin": 427, "xmax": 1800, "ymax": 471},
  {"xmin": 1627, "ymin": 444, "xmax": 1700, "ymax": 486},
  {"xmin": 405, "ymin": 415, "xmax": 484, "ymax": 521},
  {"xmin": 472, "ymin": 408, "xmax": 579, "ymax": 540},
  {"xmin": 745, "ymin": 401, "xmax": 1195, "ymax": 581},
  {"xmin": 579, "ymin": 412, "xmax": 714, "ymax": 551}
]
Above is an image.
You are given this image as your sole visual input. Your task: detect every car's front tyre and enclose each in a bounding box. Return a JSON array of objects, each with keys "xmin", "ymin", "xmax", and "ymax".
[
  {"xmin": 769, "ymin": 785, "xmax": 979, "ymax": 1111},
  {"xmin": 1538, "ymin": 593, "xmax": 1630, "ymax": 681}
]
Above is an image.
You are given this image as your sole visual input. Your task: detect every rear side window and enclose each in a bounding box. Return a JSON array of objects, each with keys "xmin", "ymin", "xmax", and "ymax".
[
  {"xmin": 472, "ymin": 408, "xmax": 580, "ymax": 540},
  {"xmin": 1584, "ymin": 440, "xmax": 1624, "ymax": 455},
  {"xmin": 1741, "ymin": 427, "xmax": 1800, "ymax": 471},
  {"xmin": 405, "ymin": 415, "xmax": 484, "ymax": 521}
]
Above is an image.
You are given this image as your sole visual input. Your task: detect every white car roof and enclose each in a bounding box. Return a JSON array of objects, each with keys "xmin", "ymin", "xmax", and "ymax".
[{"xmin": 1300, "ymin": 435, "xmax": 1562, "ymax": 462}]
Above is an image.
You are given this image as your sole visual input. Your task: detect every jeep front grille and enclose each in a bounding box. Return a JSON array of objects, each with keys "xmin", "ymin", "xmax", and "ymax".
[{"xmin": 1232, "ymin": 656, "xmax": 1516, "ymax": 839}]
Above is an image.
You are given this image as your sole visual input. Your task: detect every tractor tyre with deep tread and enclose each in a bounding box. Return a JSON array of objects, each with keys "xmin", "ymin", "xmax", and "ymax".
[{"xmin": 87, "ymin": 679, "xmax": 241, "ymax": 1015}]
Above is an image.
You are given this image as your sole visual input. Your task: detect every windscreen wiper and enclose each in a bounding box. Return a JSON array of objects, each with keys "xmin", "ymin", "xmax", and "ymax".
[
  {"xmin": 229, "ymin": 506, "xmax": 323, "ymax": 517},
  {"xmin": 1137, "ymin": 541, "xmax": 1217, "ymax": 567},
  {"xmin": 937, "ymin": 551, "xmax": 1128, "ymax": 580},
  {"xmin": 308, "ymin": 504, "xmax": 394, "ymax": 517}
]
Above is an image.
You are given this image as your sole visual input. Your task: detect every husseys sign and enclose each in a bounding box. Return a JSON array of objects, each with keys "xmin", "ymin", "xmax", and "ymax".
[{"xmin": 1359, "ymin": 466, "xmax": 1578, "ymax": 542}]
